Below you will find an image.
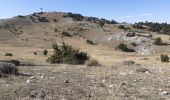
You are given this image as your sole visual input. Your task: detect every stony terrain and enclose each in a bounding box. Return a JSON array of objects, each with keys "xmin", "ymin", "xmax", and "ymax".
[{"xmin": 0, "ymin": 12, "xmax": 169, "ymax": 100}]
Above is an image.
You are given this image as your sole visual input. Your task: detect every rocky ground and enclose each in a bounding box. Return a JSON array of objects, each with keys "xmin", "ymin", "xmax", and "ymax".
[{"xmin": 0, "ymin": 62, "xmax": 169, "ymax": 100}]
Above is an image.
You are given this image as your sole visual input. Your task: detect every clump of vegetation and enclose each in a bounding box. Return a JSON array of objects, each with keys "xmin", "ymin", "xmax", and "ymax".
[
  {"xmin": 86, "ymin": 17, "xmax": 117, "ymax": 25},
  {"xmin": 116, "ymin": 43, "xmax": 135, "ymax": 52},
  {"xmin": 118, "ymin": 25, "xmax": 125, "ymax": 29},
  {"xmin": 2, "ymin": 60, "xmax": 20, "ymax": 66},
  {"xmin": 0, "ymin": 62, "xmax": 18, "ymax": 75},
  {"xmin": 34, "ymin": 52, "xmax": 37, "ymax": 55},
  {"xmin": 64, "ymin": 12, "xmax": 84, "ymax": 21},
  {"xmin": 17, "ymin": 15, "xmax": 25, "ymax": 18},
  {"xmin": 135, "ymin": 22, "xmax": 170, "ymax": 35},
  {"xmin": 153, "ymin": 37, "xmax": 167, "ymax": 45},
  {"xmin": 43, "ymin": 50, "xmax": 48, "ymax": 55},
  {"xmin": 160, "ymin": 54, "xmax": 169, "ymax": 62},
  {"xmin": 86, "ymin": 59, "xmax": 100, "ymax": 66},
  {"xmin": 5, "ymin": 53, "xmax": 13, "ymax": 57},
  {"xmin": 38, "ymin": 17, "xmax": 49, "ymax": 22},
  {"xmin": 62, "ymin": 31, "xmax": 72, "ymax": 37},
  {"xmin": 86, "ymin": 39, "xmax": 96, "ymax": 45},
  {"xmin": 53, "ymin": 19, "xmax": 57, "ymax": 22},
  {"xmin": 133, "ymin": 24, "xmax": 145, "ymax": 29},
  {"xmin": 47, "ymin": 42, "xmax": 89, "ymax": 64},
  {"xmin": 54, "ymin": 29, "xmax": 58, "ymax": 32}
]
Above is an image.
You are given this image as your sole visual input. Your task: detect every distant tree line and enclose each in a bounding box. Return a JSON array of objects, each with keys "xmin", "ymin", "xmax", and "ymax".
[
  {"xmin": 63, "ymin": 12, "xmax": 117, "ymax": 25},
  {"xmin": 135, "ymin": 21, "xmax": 170, "ymax": 35}
]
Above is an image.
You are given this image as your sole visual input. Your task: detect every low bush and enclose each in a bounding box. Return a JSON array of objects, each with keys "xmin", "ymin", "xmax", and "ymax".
[
  {"xmin": 160, "ymin": 54, "xmax": 169, "ymax": 62},
  {"xmin": 116, "ymin": 43, "xmax": 135, "ymax": 52},
  {"xmin": 34, "ymin": 52, "xmax": 37, "ymax": 55},
  {"xmin": 118, "ymin": 25, "xmax": 125, "ymax": 29},
  {"xmin": 53, "ymin": 19, "xmax": 57, "ymax": 22},
  {"xmin": 38, "ymin": 17, "xmax": 49, "ymax": 22},
  {"xmin": 55, "ymin": 29, "xmax": 58, "ymax": 32},
  {"xmin": 86, "ymin": 40, "xmax": 96, "ymax": 45},
  {"xmin": 62, "ymin": 32, "xmax": 72, "ymax": 37},
  {"xmin": 1, "ymin": 60, "xmax": 20, "ymax": 66},
  {"xmin": 47, "ymin": 42, "xmax": 89, "ymax": 64},
  {"xmin": 0, "ymin": 62, "xmax": 18, "ymax": 75},
  {"xmin": 66, "ymin": 12, "xmax": 84, "ymax": 21},
  {"xmin": 43, "ymin": 50, "xmax": 48, "ymax": 55},
  {"xmin": 17, "ymin": 15, "xmax": 25, "ymax": 18},
  {"xmin": 5, "ymin": 53, "xmax": 13, "ymax": 56}
]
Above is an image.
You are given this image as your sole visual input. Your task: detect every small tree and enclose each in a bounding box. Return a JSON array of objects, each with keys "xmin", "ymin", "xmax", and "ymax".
[
  {"xmin": 160, "ymin": 54, "xmax": 169, "ymax": 62},
  {"xmin": 47, "ymin": 42, "xmax": 89, "ymax": 64},
  {"xmin": 43, "ymin": 50, "xmax": 48, "ymax": 55}
]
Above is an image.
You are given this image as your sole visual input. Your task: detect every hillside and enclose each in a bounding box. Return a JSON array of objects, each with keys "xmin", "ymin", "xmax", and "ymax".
[
  {"xmin": 0, "ymin": 12, "xmax": 169, "ymax": 64},
  {"xmin": 0, "ymin": 12, "xmax": 170, "ymax": 100}
]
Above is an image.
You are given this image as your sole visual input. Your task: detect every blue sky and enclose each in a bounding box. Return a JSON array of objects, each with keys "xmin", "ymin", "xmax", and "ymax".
[{"xmin": 0, "ymin": 0, "xmax": 170, "ymax": 23}]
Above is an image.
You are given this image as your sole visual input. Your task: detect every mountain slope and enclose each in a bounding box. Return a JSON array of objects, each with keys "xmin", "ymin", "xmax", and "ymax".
[{"xmin": 0, "ymin": 12, "xmax": 169, "ymax": 65}]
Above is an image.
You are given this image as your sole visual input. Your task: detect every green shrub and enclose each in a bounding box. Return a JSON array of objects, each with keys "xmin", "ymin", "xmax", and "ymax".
[
  {"xmin": 53, "ymin": 19, "xmax": 57, "ymax": 22},
  {"xmin": 55, "ymin": 29, "xmax": 58, "ymax": 32},
  {"xmin": 160, "ymin": 54, "xmax": 169, "ymax": 62},
  {"xmin": 116, "ymin": 43, "xmax": 135, "ymax": 52},
  {"xmin": 17, "ymin": 15, "xmax": 25, "ymax": 18},
  {"xmin": 43, "ymin": 50, "xmax": 48, "ymax": 55},
  {"xmin": 62, "ymin": 32, "xmax": 72, "ymax": 37},
  {"xmin": 38, "ymin": 17, "xmax": 48, "ymax": 22},
  {"xmin": 5, "ymin": 53, "xmax": 13, "ymax": 56},
  {"xmin": 34, "ymin": 52, "xmax": 37, "ymax": 55},
  {"xmin": 47, "ymin": 42, "xmax": 89, "ymax": 64},
  {"xmin": 1, "ymin": 60, "xmax": 20, "ymax": 66},
  {"xmin": 86, "ymin": 40, "xmax": 96, "ymax": 45},
  {"xmin": 118, "ymin": 25, "xmax": 125, "ymax": 29},
  {"xmin": 0, "ymin": 62, "xmax": 18, "ymax": 75},
  {"xmin": 66, "ymin": 12, "xmax": 84, "ymax": 21}
]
